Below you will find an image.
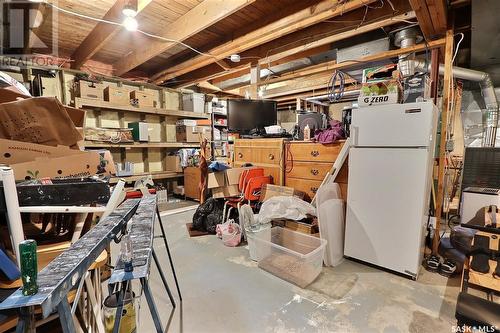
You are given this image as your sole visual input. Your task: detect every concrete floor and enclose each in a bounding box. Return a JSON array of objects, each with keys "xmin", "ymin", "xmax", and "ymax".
[{"xmin": 131, "ymin": 209, "xmax": 461, "ymax": 333}]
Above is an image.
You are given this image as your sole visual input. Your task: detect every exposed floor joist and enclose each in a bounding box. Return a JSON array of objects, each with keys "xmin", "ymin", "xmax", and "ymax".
[
  {"xmin": 408, "ymin": 0, "xmax": 447, "ymax": 40},
  {"xmin": 260, "ymin": 37, "xmax": 445, "ymax": 87},
  {"xmin": 167, "ymin": 1, "xmax": 413, "ymax": 88},
  {"xmin": 71, "ymin": 0, "xmax": 153, "ymax": 69},
  {"xmin": 113, "ymin": 0, "xmax": 257, "ymax": 76},
  {"xmin": 151, "ymin": 0, "xmax": 379, "ymax": 84}
]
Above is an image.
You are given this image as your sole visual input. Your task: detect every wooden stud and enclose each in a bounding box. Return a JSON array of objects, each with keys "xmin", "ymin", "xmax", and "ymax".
[{"xmin": 432, "ymin": 29, "xmax": 454, "ymax": 254}]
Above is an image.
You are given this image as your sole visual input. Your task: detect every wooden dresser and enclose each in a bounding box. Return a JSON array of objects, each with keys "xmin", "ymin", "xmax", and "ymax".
[
  {"xmin": 285, "ymin": 141, "xmax": 348, "ymax": 201},
  {"xmin": 233, "ymin": 138, "xmax": 286, "ymax": 185}
]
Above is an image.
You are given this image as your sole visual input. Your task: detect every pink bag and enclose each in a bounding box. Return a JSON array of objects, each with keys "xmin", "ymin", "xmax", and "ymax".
[{"xmin": 216, "ymin": 220, "xmax": 242, "ymax": 247}]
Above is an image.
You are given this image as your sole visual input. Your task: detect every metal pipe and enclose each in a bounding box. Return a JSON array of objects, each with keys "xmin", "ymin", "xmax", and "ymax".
[
  {"xmin": 305, "ymin": 89, "xmax": 360, "ymax": 102},
  {"xmin": 412, "ymin": 60, "xmax": 499, "ymax": 146}
]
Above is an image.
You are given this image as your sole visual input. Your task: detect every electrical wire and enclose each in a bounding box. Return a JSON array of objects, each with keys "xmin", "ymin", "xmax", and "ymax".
[
  {"xmin": 328, "ymin": 70, "xmax": 346, "ymax": 102},
  {"xmin": 43, "ymin": 1, "xmax": 230, "ymax": 71}
]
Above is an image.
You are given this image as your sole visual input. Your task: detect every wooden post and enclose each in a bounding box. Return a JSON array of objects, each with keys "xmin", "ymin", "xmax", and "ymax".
[
  {"xmin": 249, "ymin": 62, "xmax": 260, "ymax": 99},
  {"xmin": 432, "ymin": 29, "xmax": 454, "ymax": 254},
  {"xmin": 430, "ymin": 48, "xmax": 440, "ymax": 104}
]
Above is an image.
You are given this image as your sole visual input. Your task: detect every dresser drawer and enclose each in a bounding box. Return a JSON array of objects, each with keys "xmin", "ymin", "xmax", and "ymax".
[
  {"xmin": 234, "ymin": 163, "xmax": 282, "ymax": 185},
  {"xmin": 288, "ymin": 142, "xmax": 343, "ymax": 162},
  {"xmin": 234, "ymin": 147, "xmax": 282, "ymax": 165},
  {"xmin": 286, "ymin": 177, "xmax": 348, "ymax": 201},
  {"xmin": 285, "ymin": 178, "xmax": 322, "ymax": 201},
  {"xmin": 286, "ymin": 161, "xmax": 332, "ymax": 181}
]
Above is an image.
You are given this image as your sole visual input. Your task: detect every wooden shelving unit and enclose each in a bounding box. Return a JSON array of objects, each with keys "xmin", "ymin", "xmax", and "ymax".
[
  {"xmin": 83, "ymin": 142, "xmax": 200, "ymax": 148},
  {"xmin": 74, "ymin": 90, "xmax": 208, "ymax": 184},
  {"xmin": 75, "ymin": 98, "xmax": 209, "ymax": 119},
  {"xmin": 109, "ymin": 171, "xmax": 183, "ymax": 184}
]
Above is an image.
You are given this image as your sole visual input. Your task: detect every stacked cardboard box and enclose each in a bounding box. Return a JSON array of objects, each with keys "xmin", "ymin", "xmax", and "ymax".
[{"xmin": 0, "ymin": 88, "xmax": 115, "ymax": 180}]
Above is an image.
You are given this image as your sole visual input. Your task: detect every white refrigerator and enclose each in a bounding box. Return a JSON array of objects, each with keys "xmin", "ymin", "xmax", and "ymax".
[{"xmin": 344, "ymin": 102, "xmax": 438, "ymax": 279}]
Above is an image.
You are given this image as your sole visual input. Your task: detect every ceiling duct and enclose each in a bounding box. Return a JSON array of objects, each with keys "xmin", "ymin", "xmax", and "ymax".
[{"xmin": 396, "ymin": 26, "xmax": 499, "ymax": 147}]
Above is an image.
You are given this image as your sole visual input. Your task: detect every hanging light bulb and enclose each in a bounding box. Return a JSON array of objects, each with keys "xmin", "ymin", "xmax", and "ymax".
[
  {"xmin": 123, "ymin": 16, "xmax": 138, "ymax": 31},
  {"xmin": 122, "ymin": 1, "xmax": 138, "ymax": 31}
]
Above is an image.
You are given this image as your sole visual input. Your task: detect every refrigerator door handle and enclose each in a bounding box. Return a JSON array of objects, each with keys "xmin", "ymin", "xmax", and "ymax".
[{"xmin": 351, "ymin": 125, "xmax": 359, "ymax": 146}]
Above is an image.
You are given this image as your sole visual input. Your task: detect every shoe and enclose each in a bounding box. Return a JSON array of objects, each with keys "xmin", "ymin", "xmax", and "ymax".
[
  {"xmin": 439, "ymin": 259, "xmax": 457, "ymax": 277},
  {"xmin": 425, "ymin": 254, "xmax": 441, "ymax": 273}
]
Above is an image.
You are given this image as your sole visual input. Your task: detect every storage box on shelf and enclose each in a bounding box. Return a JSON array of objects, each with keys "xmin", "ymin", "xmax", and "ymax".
[
  {"xmin": 130, "ymin": 90, "xmax": 156, "ymax": 108},
  {"xmin": 77, "ymin": 81, "xmax": 104, "ymax": 100},
  {"xmin": 285, "ymin": 141, "xmax": 348, "ymax": 201},
  {"xmin": 72, "ymin": 81, "xmax": 209, "ymax": 183},
  {"xmin": 182, "ymin": 92, "xmax": 205, "ymax": 113},
  {"xmin": 104, "ymin": 86, "xmax": 130, "ymax": 105}
]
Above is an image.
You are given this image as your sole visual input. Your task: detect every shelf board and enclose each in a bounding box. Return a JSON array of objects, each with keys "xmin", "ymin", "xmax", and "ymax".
[
  {"xmin": 214, "ymin": 124, "xmax": 227, "ymax": 127},
  {"xmin": 211, "ymin": 111, "xmax": 227, "ymax": 116},
  {"xmin": 75, "ymin": 98, "xmax": 209, "ymax": 119},
  {"xmin": 84, "ymin": 141, "xmax": 200, "ymax": 148},
  {"xmin": 109, "ymin": 171, "xmax": 183, "ymax": 184}
]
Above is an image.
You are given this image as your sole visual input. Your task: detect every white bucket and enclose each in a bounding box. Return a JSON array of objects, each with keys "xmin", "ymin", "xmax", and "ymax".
[{"xmin": 247, "ymin": 225, "xmax": 271, "ymax": 261}]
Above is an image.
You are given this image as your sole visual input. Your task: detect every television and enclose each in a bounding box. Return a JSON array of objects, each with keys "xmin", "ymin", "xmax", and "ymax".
[{"xmin": 227, "ymin": 99, "xmax": 277, "ymax": 134}]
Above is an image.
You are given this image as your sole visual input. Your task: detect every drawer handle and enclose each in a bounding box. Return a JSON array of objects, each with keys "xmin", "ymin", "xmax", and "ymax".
[
  {"xmin": 311, "ymin": 187, "xmax": 318, "ymax": 193},
  {"xmin": 311, "ymin": 150, "xmax": 319, "ymax": 157},
  {"xmin": 310, "ymin": 169, "xmax": 319, "ymax": 176},
  {"xmin": 268, "ymin": 154, "xmax": 275, "ymax": 160},
  {"xmin": 238, "ymin": 153, "xmax": 243, "ymax": 158}
]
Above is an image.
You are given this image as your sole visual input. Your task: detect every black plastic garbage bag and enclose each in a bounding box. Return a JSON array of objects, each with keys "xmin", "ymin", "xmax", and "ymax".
[{"xmin": 192, "ymin": 198, "xmax": 224, "ymax": 234}]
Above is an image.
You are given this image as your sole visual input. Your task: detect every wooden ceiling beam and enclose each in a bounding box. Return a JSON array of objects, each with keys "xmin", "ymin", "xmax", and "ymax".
[
  {"xmin": 71, "ymin": 0, "xmax": 152, "ymax": 69},
  {"xmin": 151, "ymin": 0, "xmax": 379, "ymax": 84},
  {"xmin": 408, "ymin": 0, "xmax": 447, "ymax": 40},
  {"xmin": 260, "ymin": 37, "xmax": 446, "ymax": 88},
  {"xmin": 173, "ymin": 44, "xmax": 332, "ymax": 88},
  {"xmin": 166, "ymin": 2, "xmax": 413, "ymax": 88},
  {"xmin": 113, "ymin": 0, "xmax": 256, "ymax": 76}
]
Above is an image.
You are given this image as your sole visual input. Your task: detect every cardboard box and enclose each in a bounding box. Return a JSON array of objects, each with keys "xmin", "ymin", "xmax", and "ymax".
[
  {"xmin": 212, "ymin": 185, "xmax": 239, "ymax": 198},
  {"xmin": 165, "ymin": 155, "xmax": 182, "ymax": 172},
  {"xmin": 166, "ymin": 124, "xmax": 176, "ymax": 142},
  {"xmin": 64, "ymin": 105, "xmax": 86, "ymax": 127},
  {"xmin": 176, "ymin": 119, "xmax": 197, "ymax": 126},
  {"xmin": 182, "ymin": 92, "xmax": 205, "ymax": 113},
  {"xmin": 10, "ymin": 152, "xmax": 102, "ymax": 181},
  {"xmin": 104, "ymin": 86, "xmax": 130, "ymax": 105},
  {"xmin": 403, "ymin": 74, "xmax": 431, "ymax": 103},
  {"xmin": 128, "ymin": 122, "xmax": 149, "ymax": 141},
  {"xmin": 85, "ymin": 127, "xmax": 133, "ymax": 142},
  {"xmin": 176, "ymin": 125, "xmax": 211, "ymax": 142},
  {"xmin": 260, "ymin": 184, "xmax": 305, "ymax": 202},
  {"xmin": 90, "ymin": 149, "xmax": 117, "ymax": 175},
  {"xmin": 208, "ymin": 167, "xmax": 252, "ymax": 198},
  {"xmin": 0, "ymin": 97, "xmax": 83, "ymax": 147},
  {"xmin": 130, "ymin": 90, "xmax": 156, "ymax": 108},
  {"xmin": 196, "ymin": 119, "xmax": 212, "ymax": 126},
  {"xmin": 358, "ymin": 80, "xmax": 402, "ymax": 107},
  {"xmin": 362, "ymin": 64, "xmax": 399, "ymax": 83},
  {"xmin": 0, "ymin": 139, "xmax": 83, "ymax": 164},
  {"xmin": 148, "ymin": 123, "xmax": 162, "ymax": 142},
  {"xmin": 78, "ymin": 81, "xmax": 104, "ymax": 100},
  {"xmin": 164, "ymin": 89, "xmax": 180, "ymax": 110}
]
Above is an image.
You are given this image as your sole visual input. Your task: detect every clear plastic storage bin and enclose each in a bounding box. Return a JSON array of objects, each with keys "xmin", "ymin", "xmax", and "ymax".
[{"xmin": 250, "ymin": 227, "xmax": 327, "ymax": 288}]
